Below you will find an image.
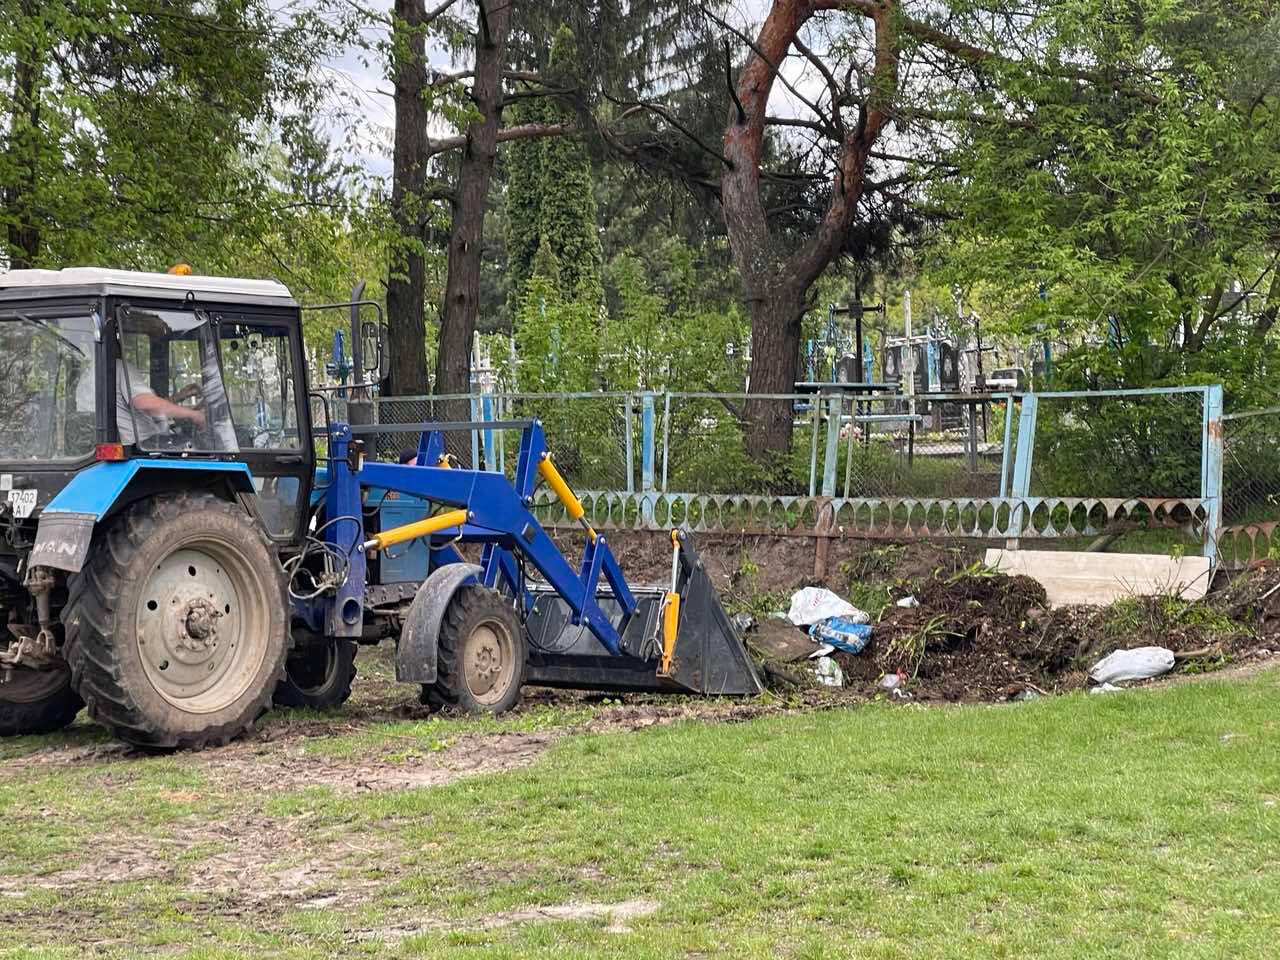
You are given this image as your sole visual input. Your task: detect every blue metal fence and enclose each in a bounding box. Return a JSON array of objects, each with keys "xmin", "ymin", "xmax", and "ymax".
[{"xmin": 373, "ymin": 386, "xmax": 1225, "ymax": 563}]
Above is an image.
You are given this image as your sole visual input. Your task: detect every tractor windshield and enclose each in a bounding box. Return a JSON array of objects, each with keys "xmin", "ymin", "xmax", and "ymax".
[
  {"xmin": 118, "ymin": 306, "xmax": 239, "ymax": 454},
  {"xmin": 0, "ymin": 309, "xmax": 98, "ymax": 461}
]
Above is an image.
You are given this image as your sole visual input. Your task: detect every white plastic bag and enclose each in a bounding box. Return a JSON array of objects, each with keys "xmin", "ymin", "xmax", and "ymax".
[
  {"xmin": 787, "ymin": 587, "xmax": 868, "ymax": 627},
  {"xmin": 812, "ymin": 656, "xmax": 844, "ymax": 687},
  {"xmin": 1089, "ymin": 646, "xmax": 1175, "ymax": 684}
]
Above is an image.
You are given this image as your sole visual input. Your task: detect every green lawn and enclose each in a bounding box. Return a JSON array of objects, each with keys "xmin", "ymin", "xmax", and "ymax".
[{"xmin": 2, "ymin": 670, "xmax": 1279, "ymax": 958}]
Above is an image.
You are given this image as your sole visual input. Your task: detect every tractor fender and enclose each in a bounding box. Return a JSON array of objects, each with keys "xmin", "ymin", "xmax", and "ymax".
[
  {"xmin": 30, "ymin": 460, "xmax": 256, "ymax": 573},
  {"xmin": 397, "ymin": 562, "xmax": 482, "ymax": 683}
]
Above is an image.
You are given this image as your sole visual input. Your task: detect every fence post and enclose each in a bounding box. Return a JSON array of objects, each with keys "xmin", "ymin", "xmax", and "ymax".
[
  {"xmin": 641, "ymin": 392, "xmax": 655, "ymax": 523},
  {"xmin": 822, "ymin": 393, "xmax": 841, "ymax": 497},
  {"xmin": 998, "ymin": 397, "xmax": 1017, "ymax": 497},
  {"xmin": 1007, "ymin": 393, "xmax": 1038, "ymax": 547},
  {"xmin": 481, "ymin": 392, "xmax": 495, "ymax": 471},
  {"xmin": 661, "ymin": 392, "xmax": 671, "ymax": 494},
  {"xmin": 495, "ymin": 394, "xmax": 505, "ymax": 474},
  {"xmin": 624, "ymin": 393, "xmax": 635, "ymax": 494},
  {"xmin": 469, "ymin": 395, "xmax": 480, "ymax": 468},
  {"xmin": 1202, "ymin": 384, "xmax": 1224, "ymax": 564},
  {"xmin": 966, "ymin": 401, "xmax": 978, "ymax": 474},
  {"xmin": 808, "ymin": 393, "xmax": 822, "ymax": 497}
]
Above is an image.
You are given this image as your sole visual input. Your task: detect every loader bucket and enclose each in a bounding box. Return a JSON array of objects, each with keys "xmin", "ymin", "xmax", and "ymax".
[{"xmin": 522, "ymin": 535, "xmax": 763, "ymax": 697}]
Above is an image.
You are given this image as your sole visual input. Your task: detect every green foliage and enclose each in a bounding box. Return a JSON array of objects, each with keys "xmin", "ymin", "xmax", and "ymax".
[
  {"xmin": 510, "ymin": 243, "xmax": 601, "ymax": 394},
  {"xmin": 928, "ymin": 0, "xmax": 1280, "ymax": 405},
  {"xmin": 505, "ymin": 26, "xmax": 604, "ymax": 311},
  {"xmin": 0, "ymin": 1, "xmax": 344, "ymax": 270}
]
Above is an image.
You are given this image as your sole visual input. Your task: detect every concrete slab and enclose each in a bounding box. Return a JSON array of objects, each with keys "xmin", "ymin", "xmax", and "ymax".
[{"xmin": 983, "ymin": 549, "xmax": 1211, "ymax": 607}]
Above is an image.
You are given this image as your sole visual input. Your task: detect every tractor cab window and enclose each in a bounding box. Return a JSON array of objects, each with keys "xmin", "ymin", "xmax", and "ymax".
[
  {"xmin": 215, "ymin": 320, "xmax": 301, "ymax": 450},
  {"xmin": 118, "ymin": 306, "xmax": 239, "ymax": 453},
  {"xmin": 0, "ymin": 307, "xmax": 98, "ymax": 461}
]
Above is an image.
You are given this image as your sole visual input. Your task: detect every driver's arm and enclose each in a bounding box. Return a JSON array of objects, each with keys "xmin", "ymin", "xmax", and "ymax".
[
  {"xmin": 170, "ymin": 383, "xmax": 201, "ymax": 403},
  {"xmin": 133, "ymin": 391, "xmax": 206, "ymax": 426}
]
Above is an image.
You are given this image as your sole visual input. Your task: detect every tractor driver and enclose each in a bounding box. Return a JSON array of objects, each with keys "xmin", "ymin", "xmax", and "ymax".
[
  {"xmin": 117, "ymin": 359, "xmax": 208, "ymax": 445},
  {"xmin": 116, "ymin": 313, "xmax": 208, "ymax": 446}
]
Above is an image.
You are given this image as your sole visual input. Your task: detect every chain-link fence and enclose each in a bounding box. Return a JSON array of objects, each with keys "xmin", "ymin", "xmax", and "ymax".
[
  {"xmin": 1027, "ymin": 390, "xmax": 1205, "ymax": 499},
  {"xmin": 1220, "ymin": 406, "xmax": 1280, "ymax": 566},
  {"xmin": 354, "ymin": 387, "xmax": 1217, "ymax": 548},
  {"xmin": 999, "ymin": 387, "xmax": 1214, "ymax": 553}
]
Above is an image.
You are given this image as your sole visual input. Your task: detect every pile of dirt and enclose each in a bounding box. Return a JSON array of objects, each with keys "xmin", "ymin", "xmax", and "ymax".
[
  {"xmin": 833, "ymin": 571, "xmax": 1067, "ymax": 701},
  {"xmin": 824, "ymin": 564, "xmax": 1272, "ymax": 703}
]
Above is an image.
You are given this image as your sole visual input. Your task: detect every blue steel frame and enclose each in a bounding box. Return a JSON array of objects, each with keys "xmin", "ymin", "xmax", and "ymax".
[
  {"xmin": 999, "ymin": 385, "xmax": 1224, "ymax": 562},
  {"xmin": 317, "ymin": 419, "xmax": 639, "ymax": 656}
]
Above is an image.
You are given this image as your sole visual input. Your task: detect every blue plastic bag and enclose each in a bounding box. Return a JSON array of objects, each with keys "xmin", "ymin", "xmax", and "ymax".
[{"xmin": 808, "ymin": 616, "xmax": 872, "ymax": 655}]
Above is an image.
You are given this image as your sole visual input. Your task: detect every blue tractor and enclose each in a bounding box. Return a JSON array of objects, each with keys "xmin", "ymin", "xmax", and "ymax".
[{"xmin": 0, "ymin": 269, "xmax": 759, "ymax": 748}]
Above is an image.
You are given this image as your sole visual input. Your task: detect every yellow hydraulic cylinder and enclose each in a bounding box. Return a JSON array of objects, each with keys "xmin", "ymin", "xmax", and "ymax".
[
  {"xmin": 659, "ymin": 593, "xmax": 680, "ymax": 677},
  {"xmin": 538, "ymin": 452, "xmax": 596, "ymax": 540},
  {"xmin": 658, "ymin": 530, "xmax": 682, "ymax": 678},
  {"xmin": 362, "ymin": 508, "xmax": 468, "ymax": 552}
]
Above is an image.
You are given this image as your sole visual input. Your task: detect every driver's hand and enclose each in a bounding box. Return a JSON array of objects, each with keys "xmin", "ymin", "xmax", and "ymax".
[{"xmin": 186, "ymin": 408, "xmax": 207, "ymax": 429}]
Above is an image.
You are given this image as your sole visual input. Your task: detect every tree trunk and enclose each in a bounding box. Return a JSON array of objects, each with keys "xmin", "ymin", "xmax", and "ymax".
[
  {"xmin": 385, "ymin": 0, "xmax": 431, "ymax": 397},
  {"xmin": 4, "ymin": 1, "xmax": 41, "ymax": 270},
  {"xmin": 434, "ymin": 0, "xmax": 511, "ymax": 398},
  {"xmin": 744, "ymin": 286, "xmax": 805, "ymax": 460},
  {"xmin": 720, "ymin": 0, "xmax": 896, "ymax": 460}
]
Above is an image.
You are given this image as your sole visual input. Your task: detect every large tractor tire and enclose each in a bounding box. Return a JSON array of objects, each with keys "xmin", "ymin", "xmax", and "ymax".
[
  {"xmin": 421, "ymin": 586, "xmax": 526, "ymax": 715},
  {"xmin": 0, "ymin": 665, "xmax": 82, "ymax": 737},
  {"xmin": 63, "ymin": 493, "xmax": 288, "ymax": 749},
  {"xmin": 274, "ymin": 631, "xmax": 356, "ymax": 710}
]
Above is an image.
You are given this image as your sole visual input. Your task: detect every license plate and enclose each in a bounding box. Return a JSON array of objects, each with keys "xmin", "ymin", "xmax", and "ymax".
[{"xmin": 7, "ymin": 489, "xmax": 37, "ymax": 519}]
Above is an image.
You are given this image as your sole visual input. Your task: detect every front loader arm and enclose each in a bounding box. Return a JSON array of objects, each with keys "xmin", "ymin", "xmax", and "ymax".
[{"xmin": 355, "ymin": 420, "xmax": 636, "ymax": 657}]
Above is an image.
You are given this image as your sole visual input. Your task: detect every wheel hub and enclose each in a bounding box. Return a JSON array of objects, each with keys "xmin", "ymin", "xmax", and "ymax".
[
  {"xmin": 135, "ymin": 544, "xmax": 265, "ymax": 713},
  {"xmin": 463, "ymin": 621, "xmax": 516, "ymax": 703},
  {"xmin": 180, "ymin": 597, "xmax": 221, "ymax": 647}
]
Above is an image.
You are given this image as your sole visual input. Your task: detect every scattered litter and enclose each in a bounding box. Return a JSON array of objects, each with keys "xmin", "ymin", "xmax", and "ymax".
[
  {"xmin": 809, "ymin": 617, "xmax": 872, "ymax": 655},
  {"xmin": 891, "ymin": 687, "xmax": 912, "ymax": 701},
  {"xmin": 730, "ymin": 612, "xmax": 756, "ymax": 635},
  {"xmin": 808, "ymin": 643, "xmax": 835, "ymax": 659},
  {"xmin": 878, "ymin": 672, "xmax": 903, "ymax": 691},
  {"xmin": 812, "ymin": 656, "xmax": 844, "ymax": 687},
  {"xmin": 896, "ymin": 595, "xmax": 919, "ymax": 608},
  {"xmin": 1011, "ymin": 689, "xmax": 1039, "ymax": 702},
  {"xmin": 1089, "ymin": 646, "xmax": 1175, "ymax": 684},
  {"xmin": 787, "ymin": 587, "xmax": 868, "ymax": 627},
  {"xmin": 1089, "ymin": 682, "xmax": 1123, "ymax": 695}
]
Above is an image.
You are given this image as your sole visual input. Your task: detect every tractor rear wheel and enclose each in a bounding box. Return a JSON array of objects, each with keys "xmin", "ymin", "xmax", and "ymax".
[
  {"xmin": 63, "ymin": 493, "xmax": 288, "ymax": 749},
  {"xmin": 0, "ymin": 665, "xmax": 82, "ymax": 737},
  {"xmin": 274, "ymin": 631, "xmax": 356, "ymax": 710},
  {"xmin": 421, "ymin": 586, "xmax": 525, "ymax": 715}
]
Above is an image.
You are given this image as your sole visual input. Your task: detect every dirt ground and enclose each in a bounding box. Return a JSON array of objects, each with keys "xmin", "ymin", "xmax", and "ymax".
[
  {"xmin": 2, "ymin": 537, "xmax": 1280, "ymax": 952},
  {"xmin": 3, "ymin": 536, "xmax": 1279, "ymax": 939}
]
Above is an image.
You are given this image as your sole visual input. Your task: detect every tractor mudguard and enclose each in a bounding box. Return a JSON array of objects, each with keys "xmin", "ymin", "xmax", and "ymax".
[
  {"xmin": 397, "ymin": 562, "xmax": 482, "ymax": 683},
  {"xmin": 30, "ymin": 461, "xmax": 256, "ymax": 573}
]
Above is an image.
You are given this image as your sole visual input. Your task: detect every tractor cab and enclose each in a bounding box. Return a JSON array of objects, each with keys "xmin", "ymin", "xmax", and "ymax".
[{"xmin": 0, "ymin": 269, "xmax": 313, "ymax": 545}]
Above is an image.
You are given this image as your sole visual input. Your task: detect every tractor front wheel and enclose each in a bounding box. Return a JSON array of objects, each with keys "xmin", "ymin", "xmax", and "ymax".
[
  {"xmin": 63, "ymin": 493, "xmax": 288, "ymax": 749},
  {"xmin": 0, "ymin": 665, "xmax": 82, "ymax": 737},
  {"xmin": 274, "ymin": 631, "xmax": 356, "ymax": 710},
  {"xmin": 421, "ymin": 586, "xmax": 525, "ymax": 715}
]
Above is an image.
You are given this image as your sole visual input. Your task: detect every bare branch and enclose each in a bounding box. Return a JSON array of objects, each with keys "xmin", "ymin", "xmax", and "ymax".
[{"xmin": 425, "ymin": 121, "xmax": 573, "ymax": 159}]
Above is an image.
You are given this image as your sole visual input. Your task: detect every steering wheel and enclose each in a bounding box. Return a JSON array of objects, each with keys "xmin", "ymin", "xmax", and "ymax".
[{"xmin": 165, "ymin": 407, "xmax": 212, "ymax": 448}]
